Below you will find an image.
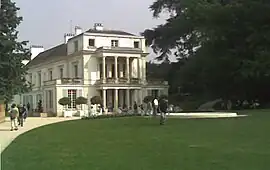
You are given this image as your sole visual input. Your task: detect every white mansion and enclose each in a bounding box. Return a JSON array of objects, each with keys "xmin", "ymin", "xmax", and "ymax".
[{"xmin": 17, "ymin": 23, "xmax": 168, "ymax": 116}]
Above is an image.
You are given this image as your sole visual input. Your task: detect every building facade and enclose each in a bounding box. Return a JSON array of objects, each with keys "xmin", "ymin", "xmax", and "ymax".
[{"xmin": 18, "ymin": 23, "xmax": 168, "ymax": 116}]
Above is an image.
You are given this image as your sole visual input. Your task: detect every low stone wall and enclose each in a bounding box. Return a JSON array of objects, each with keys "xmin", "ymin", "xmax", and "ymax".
[{"xmin": 0, "ymin": 103, "xmax": 5, "ymax": 123}]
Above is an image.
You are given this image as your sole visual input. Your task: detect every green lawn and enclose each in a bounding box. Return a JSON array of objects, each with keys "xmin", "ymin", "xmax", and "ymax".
[{"xmin": 2, "ymin": 110, "xmax": 270, "ymax": 170}]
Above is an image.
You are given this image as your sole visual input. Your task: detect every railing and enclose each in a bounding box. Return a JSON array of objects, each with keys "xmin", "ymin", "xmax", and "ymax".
[
  {"xmin": 96, "ymin": 77, "xmax": 140, "ymax": 85},
  {"xmin": 43, "ymin": 78, "xmax": 168, "ymax": 86},
  {"xmin": 43, "ymin": 78, "xmax": 83, "ymax": 86},
  {"xmin": 147, "ymin": 79, "xmax": 169, "ymax": 86}
]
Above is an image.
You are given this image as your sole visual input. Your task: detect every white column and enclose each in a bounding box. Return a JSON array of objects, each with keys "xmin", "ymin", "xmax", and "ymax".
[
  {"xmin": 126, "ymin": 89, "xmax": 130, "ymax": 108},
  {"xmin": 126, "ymin": 57, "xmax": 130, "ymax": 82},
  {"xmin": 142, "ymin": 57, "xmax": 146, "ymax": 82},
  {"xmin": 114, "ymin": 89, "xmax": 118, "ymax": 111},
  {"xmin": 102, "ymin": 57, "xmax": 106, "ymax": 83},
  {"xmin": 139, "ymin": 89, "xmax": 143, "ymax": 104},
  {"xmin": 103, "ymin": 89, "xmax": 107, "ymax": 109},
  {"xmin": 137, "ymin": 58, "xmax": 140, "ymax": 79},
  {"xmin": 115, "ymin": 56, "xmax": 118, "ymax": 82}
]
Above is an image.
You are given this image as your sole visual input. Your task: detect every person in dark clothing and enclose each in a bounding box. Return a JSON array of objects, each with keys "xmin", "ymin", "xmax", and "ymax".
[
  {"xmin": 27, "ymin": 102, "xmax": 30, "ymax": 112},
  {"xmin": 23, "ymin": 104, "xmax": 28, "ymax": 121},
  {"xmin": 159, "ymin": 98, "xmax": 169, "ymax": 125},
  {"xmin": 18, "ymin": 104, "xmax": 26, "ymax": 127},
  {"xmin": 133, "ymin": 102, "xmax": 138, "ymax": 114}
]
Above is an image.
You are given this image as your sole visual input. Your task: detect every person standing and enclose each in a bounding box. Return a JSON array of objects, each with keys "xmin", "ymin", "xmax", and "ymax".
[
  {"xmin": 27, "ymin": 102, "xmax": 30, "ymax": 113},
  {"xmin": 153, "ymin": 98, "xmax": 159, "ymax": 116},
  {"xmin": 146, "ymin": 101, "xmax": 153, "ymax": 116},
  {"xmin": 23, "ymin": 104, "xmax": 28, "ymax": 121},
  {"xmin": 133, "ymin": 102, "xmax": 138, "ymax": 114},
  {"xmin": 18, "ymin": 104, "xmax": 26, "ymax": 127},
  {"xmin": 159, "ymin": 98, "xmax": 169, "ymax": 125},
  {"xmin": 9, "ymin": 104, "xmax": 19, "ymax": 131}
]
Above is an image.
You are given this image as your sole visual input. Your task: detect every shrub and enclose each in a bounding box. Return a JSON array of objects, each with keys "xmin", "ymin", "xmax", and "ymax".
[
  {"xmin": 90, "ymin": 96, "xmax": 102, "ymax": 105},
  {"xmin": 159, "ymin": 95, "xmax": 168, "ymax": 100},
  {"xmin": 58, "ymin": 97, "xmax": 71, "ymax": 106},
  {"xmin": 82, "ymin": 113, "xmax": 141, "ymax": 120},
  {"xmin": 143, "ymin": 96, "xmax": 154, "ymax": 103},
  {"xmin": 37, "ymin": 100, "xmax": 43, "ymax": 113},
  {"xmin": 75, "ymin": 96, "xmax": 88, "ymax": 105}
]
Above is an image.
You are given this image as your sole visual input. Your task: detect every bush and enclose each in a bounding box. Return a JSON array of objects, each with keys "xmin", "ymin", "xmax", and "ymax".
[
  {"xmin": 159, "ymin": 95, "xmax": 168, "ymax": 100},
  {"xmin": 143, "ymin": 96, "xmax": 154, "ymax": 103},
  {"xmin": 90, "ymin": 96, "xmax": 102, "ymax": 105},
  {"xmin": 58, "ymin": 97, "xmax": 71, "ymax": 106},
  {"xmin": 82, "ymin": 113, "xmax": 141, "ymax": 120},
  {"xmin": 75, "ymin": 96, "xmax": 87, "ymax": 105}
]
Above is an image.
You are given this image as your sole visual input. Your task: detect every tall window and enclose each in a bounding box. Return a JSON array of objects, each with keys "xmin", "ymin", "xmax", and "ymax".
[
  {"xmin": 74, "ymin": 40, "xmax": 79, "ymax": 52},
  {"xmin": 48, "ymin": 90, "xmax": 53, "ymax": 109},
  {"xmin": 134, "ymin": 41, "xmax": 140, "ymax": 48},
  {"xmin": 112, "ymin": 64, "xmax": 115, "ymax": 78},
  {"xmin": 89, "ymin": 39, "xmax": 95, "ymax": 46},
  {"xmin": 99, "ymin": 63, "xmax": 102, "ymax": 78},
  {"xmin": 48, "ymin": 70, "xmax": 53, "ymax": 80},
  {"xmin": 123, "ymin": 64, "xmax": 126, "ymax": 77},
  {"xmin": 111, "ymin": 40, "xmax": 118, "ymax": 47},
  {"xmin": 59, "ymin": 67, "xmax": 64, "ymax": 79},
  {"xmin": 74, "ymin": 64, "xmax": 78, "ymax": 78},
  {"xmin": 29, "ymin": 73, "xmax": 32, "ymax": 84},
  {"xmin": 38, "ymin": 71, "xmax": 41, "ymax": 86},
  {"xmin": 68, "ymin": 90, "xmax": 77, "ymax": 108}
]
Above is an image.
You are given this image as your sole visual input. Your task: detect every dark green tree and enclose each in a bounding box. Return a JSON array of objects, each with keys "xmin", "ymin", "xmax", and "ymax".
[
  {"xmin": 0, "ymin": 0, "xmax": 31, "ymax": 103},
  {"xmin": 144, "ymin": 0, "xmax": 270, "ymax": 102}
]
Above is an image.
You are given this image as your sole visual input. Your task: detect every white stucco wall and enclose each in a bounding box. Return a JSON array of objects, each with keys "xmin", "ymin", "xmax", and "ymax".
[{"xmin": 82, "ymin": 34, "xmax": 145, "ymax": 50}]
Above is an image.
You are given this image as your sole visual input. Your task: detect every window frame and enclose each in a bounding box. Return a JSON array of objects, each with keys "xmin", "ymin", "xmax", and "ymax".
[
  {"xmin": 111, "ymin": 40, "xmax": 119, "ymax": 47},
  {"xmin": 89, "ymin": 39, "xmax": 95, "ymax": 47}
]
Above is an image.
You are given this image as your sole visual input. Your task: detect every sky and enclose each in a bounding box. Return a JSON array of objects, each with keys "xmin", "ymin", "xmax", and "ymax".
[{"xmin": 14, "ymin": 0, "xmax": 169, "ymax": 61}]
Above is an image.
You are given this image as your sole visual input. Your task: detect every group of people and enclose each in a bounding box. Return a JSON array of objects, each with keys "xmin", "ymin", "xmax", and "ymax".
[
  {"xmin": 132, "ymin": 97, "xmax": 169, "ymax": 125},
  {"xmin": 8, "ymin": 103, "xmax": 28, "ymax": 131}
]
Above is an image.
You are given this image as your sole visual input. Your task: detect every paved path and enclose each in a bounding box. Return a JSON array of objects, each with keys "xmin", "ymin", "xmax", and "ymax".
[{"xmin": 0, "ymin": 117, "xmax": 79, "ymax": 153}]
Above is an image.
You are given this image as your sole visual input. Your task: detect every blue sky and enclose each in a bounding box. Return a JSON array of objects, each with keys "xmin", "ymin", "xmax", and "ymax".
[{"xmin": 15, "ymin": 0, "xmax": 167, "ymax": 50}]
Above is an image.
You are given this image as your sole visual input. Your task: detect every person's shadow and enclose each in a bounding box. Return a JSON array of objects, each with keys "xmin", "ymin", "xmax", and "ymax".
[{"xmin": 0, "ymin": 128, "xmax": 11, "ymax": 131}]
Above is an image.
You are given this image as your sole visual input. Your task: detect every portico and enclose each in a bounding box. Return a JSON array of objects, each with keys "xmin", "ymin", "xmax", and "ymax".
[
  {"xmin": 99, "ymin": 87, "xmax": 143, "ymax": 111},
  {"xmin": 100, "ymin": 56, "xmax": 144, "ymax": 82}
]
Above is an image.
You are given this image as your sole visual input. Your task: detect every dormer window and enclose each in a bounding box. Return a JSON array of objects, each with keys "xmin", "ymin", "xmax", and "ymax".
[
  {"xmin": 111, "ymin": 40, "xmax": 118, "ymax": 47},
  {"xmin": 89, "ymin": 39, "xmax": 95, "ymax": 47},
  {"xmin": 134, "ymin": 41, "xmax": 140, "ymax": 48}
]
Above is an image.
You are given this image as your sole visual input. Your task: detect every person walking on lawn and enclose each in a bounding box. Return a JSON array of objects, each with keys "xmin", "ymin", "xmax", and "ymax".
[
  {"xmin": 9, "ymin": 104, "xmax": 19, "ymax": 131},
  {"xmin": 18, "ymin": 104, "xmax": 26, "ymax": 127},
  {"xmin": 159, "ymin": 98, "xmax": 169, "ymax": 125}
]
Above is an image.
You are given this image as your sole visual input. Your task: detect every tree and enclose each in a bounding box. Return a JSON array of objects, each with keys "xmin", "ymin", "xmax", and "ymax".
[
  {"xmin": 0, "ymin": 0, "xmax": 31, "ymax": 103},
  {"xmin": 143, "ymin": 96, "xmax": 154, "ymax": 103},
  {"xmin": 75, "ymin": 96, "xmax": 87, "ymax": 110},
  {"xmin": 90, "ymin": 96, "xmax": 102, "ymax": 105},
  {"xmin": 58, "ymin": 97, "xmax": 71, "ymax": 110},
  {"xmin": 144, "ymin": 0, "xmax": 270, "ymax": 103}
]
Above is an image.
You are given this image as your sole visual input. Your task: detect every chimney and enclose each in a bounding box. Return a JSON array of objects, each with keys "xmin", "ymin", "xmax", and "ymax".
[
  {"xmin": 30, "ymin": 45, "xmax": 45, "ymax": 60},
  {"xmin": 94, "ymin": 23, "xmax": 103, "ymax": 31},
  {"xmin": 64, "ymin": 33, "xmax": 75, "ymax": 43},
  {"xmin": 75, "ymin": 26, "xmax": 82, "ymax": 35}
]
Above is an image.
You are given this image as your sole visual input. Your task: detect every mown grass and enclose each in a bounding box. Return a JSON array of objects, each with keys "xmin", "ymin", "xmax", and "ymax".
[{"xmin": 2, "ymin": 109, "xmax": 270, "ymax": 170}]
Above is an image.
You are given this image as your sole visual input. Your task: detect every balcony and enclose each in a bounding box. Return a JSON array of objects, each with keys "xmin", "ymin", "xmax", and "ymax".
[
  {"xmin": 95, "ymin": 77, "xmax": 140, "ymax": 85},
  {"xmin": 44, "ymin": 78, "xmax": 83, "ymax": 86},
  {"xmin": 147, "ymin": 79, "xmax": 169, "ymax": 86}
]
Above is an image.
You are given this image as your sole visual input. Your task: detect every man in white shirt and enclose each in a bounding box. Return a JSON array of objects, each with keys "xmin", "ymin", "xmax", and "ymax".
[{"xmin": 153, "ymin": 98, "xmax": 159, "ymax": 116}]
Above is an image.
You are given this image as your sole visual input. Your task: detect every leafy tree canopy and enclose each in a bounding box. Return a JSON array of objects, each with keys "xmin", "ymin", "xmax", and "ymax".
[
  {"xmin": 58, "ymin": 97, "xmax": 71, "ymax": 106},
  {"xmin": 75, "ymin": 96, "xmax": 88, "ymax": 105},
  {"xmin": 144, "ymin": 0, "xmax": 270, "ymax": 101},
  {"xmin": 0, "ymin": 0, "xmax": 31, "ymax": 102}
]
